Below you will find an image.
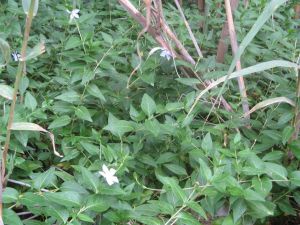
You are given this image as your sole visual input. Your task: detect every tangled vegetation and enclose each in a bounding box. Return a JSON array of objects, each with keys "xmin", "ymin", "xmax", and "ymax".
[{"xmin": 0, "ymin": 0, "xmax": 300, "ymax": 224}]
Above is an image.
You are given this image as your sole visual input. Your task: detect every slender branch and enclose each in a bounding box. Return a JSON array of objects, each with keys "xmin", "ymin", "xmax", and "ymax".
[
  {"xmin": 118, "ymin": 0, "xmax": 171, "ymax": 51},
  {"xmin": 118, "ymin": 0, "xmax": 233, "ymax": 112},
  {"xmin": 7, "ymin": 179, "xmax": 50, "ymax": 192},
  {"xmin": 224, "ymin": 0, "xmax": 250, "ymax": 120},
  {"xmin": 173, "ymin": 0, "xmax": 203, "ymax": 58},
  {"xmin": 216, "ymin": 0, "xmax": 238, "ymax": 63}
]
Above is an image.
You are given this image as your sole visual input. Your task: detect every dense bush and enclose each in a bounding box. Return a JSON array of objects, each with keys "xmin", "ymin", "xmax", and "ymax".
[{"xmin": 0, "ymin": 0, "xmax": 300, "ymax": 224}]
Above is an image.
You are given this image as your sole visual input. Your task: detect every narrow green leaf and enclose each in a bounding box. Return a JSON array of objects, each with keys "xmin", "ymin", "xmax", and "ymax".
[
  {"xmin": 0, "ymin": 84, "xmax": 14, "ymax": 100},
  {"xmin": 75, "ymin": 106, "xmax": 93, "ymax": 122},
  {"xmin": 3, "ymin": 209, "xmax": 22, "ymax": 225},
  {"xmin": 86, "ymin": 84, "xmax": 106, "ymax": 102},
  {"xmin": 48, "ymin": 115, "xmax": 71, "ymax": 129},
  {"xmin": 3, "ymin": 188, "xmax": 19, "ymax": 203},
  {"xmin": 103, "ymin": 113, "xmax": 134, "ymax": 137},
  {"xmin": 141, "ymin": 93, "xmax": 156, "ymax": 117},
  {"xmin": 80, "ymin": 166, "xmax": 100, "ymax": 193},
  {"xmin": 22, "ymin": 0, "xmax": 39, "ymax": 16},
  {"xmin": 25, "ymin": 92, "xmax": 37, "ymax": 111},
  {"xmin": 33, "ymin": 167, "xmax": 56, "ymax": 190}
]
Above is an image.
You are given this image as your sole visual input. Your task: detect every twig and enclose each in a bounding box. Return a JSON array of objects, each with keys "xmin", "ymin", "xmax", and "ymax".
[
  {"xmin": 2, "ymin": 0, "xmax": 36, "ymax": 185},
  {"xmin": 7, "ymin": 179, "xmax": 50, "ymax": 192},
  {"xmin": 216, "ymin": 0, "xmax": 238, "ymax": 63},
  {"xmin": 173, "ymin": 0, "xmax": 203, "ymax": 58},
  {"xmin": 118, "ymin": 0, "xmax": 171, "ymax": 51},
  {"xmin": 224, "ymin": 0, "xmax": 250, "ymax": 121}
]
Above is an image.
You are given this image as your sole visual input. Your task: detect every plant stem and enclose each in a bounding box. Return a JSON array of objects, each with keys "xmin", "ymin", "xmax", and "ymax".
[
  {"xmin": 2, "ymin": 0, "xmax": 36, "ymax": 185},
  {"xmin": 291, "ymin": 62, "xmax": 300, "ymax": 141},
  {"xmin": 224, "ymin": 0, "xmax": 250, "ymax": 122}
]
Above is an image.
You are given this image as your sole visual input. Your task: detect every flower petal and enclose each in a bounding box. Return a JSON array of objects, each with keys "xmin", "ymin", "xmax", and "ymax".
[
  {"xmin": 73, "ymin": 9, "xmax": 80, "ymax": 14},
  {"xmin": 102, "ymin": 164, "xmax": 109, "ymax": 174},
  {"xmin": 109, "ymin": 168, "xmax": 116, "ymax": 175}
]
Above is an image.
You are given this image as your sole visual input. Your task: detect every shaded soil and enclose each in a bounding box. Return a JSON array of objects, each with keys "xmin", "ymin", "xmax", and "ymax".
[{"xmin": 269, "ymin": 215, "xmax": 300, "ymax": 225}]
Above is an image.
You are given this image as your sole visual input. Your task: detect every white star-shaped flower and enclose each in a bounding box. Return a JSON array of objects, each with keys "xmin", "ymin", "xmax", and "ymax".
[
  {"xmin": 160, "ymin": 48, "xmax": 172, "ymax": 61},
  {"xmin": 99, "ymin": 165, "xmax": 119, "ymax": 186},
  {"xmin": 11, "ymin": 51, "xmax": 21, "ymax": 62},
  {"xmin": 67, "ymin": 9, "xmax": 80, "ymax": 21}
]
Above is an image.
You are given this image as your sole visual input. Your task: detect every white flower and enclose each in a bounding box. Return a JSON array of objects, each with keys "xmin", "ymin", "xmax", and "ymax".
[
  {"xmin": 99, "ymin": 164, "xmax": 119, "ymax": 186},
  {"xmin": 160, "ymin": 48, "xmax": 172, "ymax": 61},
  {"xmin": 67, "ymin": 9, "xmax": 80, "ymax": 21},
  {"xmin": 11, "ymin": 51, "xmax": 21, "ymax": 62}
]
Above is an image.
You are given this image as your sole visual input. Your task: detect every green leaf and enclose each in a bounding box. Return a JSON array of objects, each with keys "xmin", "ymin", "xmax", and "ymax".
[
  {"xmin": 282, "ymin": 126, "xmax": 294, "ymax": 145},
  {"xmin": 264, "ymin": 162, "xmax": 288, "ymax": 182},
  {"xmin": 79, "ymin": 166, "xmax": 100, "ymax": 193},
  {"xmin": 103, "ymin": 113, "xmax": 134, "ymax": 137},
  {"xmin": 101, "ymin": 32, "xmax": 113, "ymax": 44},
  {"xmin": 201, "ymin": 133, "xmax": 213, "ymax": 153},
  {"xmin": 22, "ymin": 0, "xmax": 39, "ymax": 16},
  {"xmin": 164, "ymin": 163, "xmax": 187, "ymax": 176},
  {"xmin": 166, "ymin": 178, "xmax": 187, "ymax": 203},
  {"xmin": 176, "ymin": 78, "xmax": 201, "ymax": 86},
  {"xmin": 3, "ymin": 187, "xmax": 19, "ymax": 203},
  {"xmin": 177, "ymin": 212, "xmax": 202, "ymax": 225},
  {"xmin": 0, "ymin": 38, "xmax": 10, "ymax": 67},
  {"xmin": 33, "ymin": 167, "xmax": 56, "ymax": 190},
  {"xmin": 198, "ymin": 158, "xmax": 212, "ymax": 182},
  {"xmin": 278, "ymin": 198, "xmax": 297, "ymax": 216},
  {"xmin": 222, "ymin": 215, "xmax": 234, "ymax": 225},
  {"xmin": 247, "ymin": 201, "xmax": 275, "ymax": 218},
  {"xmin": 86, "ymin": 84, "xmax": 106, "ymax": 102},
  {"xmin": 187, "ymin": 201, "xmax": 207, "ymax": 220},
  {"xmin": 47, "ymin": 204, "xmax": 69, "ymax": 223},
  {"xmin": 65, "ymin": 36, "xmax": 82, "ymax": 50},
  {"xmin": 252, "ymin": 176, "xmax": 272, "ymax": 197},
  {"xmin": 85, "ymin": 195, "xmax": 110, "ymax": 212},
  {"xmin": 48, "ymin": 115, "xmax": 71, "ymax": 129},
  {"xmin": 290, "ymin": 171, "xmax": 300, "ymax": 187},
  {"xmin": 232, "ymin": 199, "xmax": 246, "ymax": 223},
  {"xmin": 24, "ymin": 42, "xmax": 45, "ymax": 61},
  {"xmin": 141, "ymin": 93, "xmax": 156, "ymax": 117},
  {"xmin": 244, "ymin": 189, "xmax": 265, "ymax": 202},
  {"xmin": 75, "ymin": 106, "xmax": 93, "ymax": 122},
  {"xmin": 80, "ymin": 141, "xmax": 99, "ymax": 155},
  {"xmin": 0, "ymin": 84, "xmax": 14, "ymax": 100},
  {"xmin": 3, "ymin": 209, "xmax": 22, "ymax": 225},
  {"xmin": 289, "ymin": 140, "xmax": 300, "ymax": 160},
  {"xmin": 25, "ymin": 92, "xmax": 37, "ymax": 111},
  {"xmin": 55, "ymin": 90, "xmax": 81, "ymax": 103},
  {"xmin": 144, "ymin": 119, "xmax": 160, "ymax": 137},
  {"xmin": 45, "ymin": 191, "xmax": 82, "ymax": 207},
  {"xmin": 78, "ymin": 213, "xmax": 94, "ymax": 223}
]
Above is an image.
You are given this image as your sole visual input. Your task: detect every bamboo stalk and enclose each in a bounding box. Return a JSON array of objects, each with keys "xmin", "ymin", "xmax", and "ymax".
[
  {"xmin": 2, "ymin": 0, "xmax": 36, "ymax": 185},
  {"xmin": 173, "ymin": 0, "xmax": 203, "ymax": 58},
  {"xmin": 224, "ymin": 0, "xmax": 250, "ymax": 120}
]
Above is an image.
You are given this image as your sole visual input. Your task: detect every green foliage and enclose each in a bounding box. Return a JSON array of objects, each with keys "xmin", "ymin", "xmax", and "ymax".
[{"xmin": 0, "ymin": 0, "xmax": 299, "ymax": 224}]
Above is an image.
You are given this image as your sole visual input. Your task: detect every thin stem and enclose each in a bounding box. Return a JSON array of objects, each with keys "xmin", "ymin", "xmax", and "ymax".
[
  {"xmin": 174, "ymin": 0, "xmax": 203, "ymax": 58},
  {"xmin": 2, "ymin": 0, "xmax": 36, "ymax": 185},
  {"xmin": 76, "ymin": 22, "xmax": 87, "ymax": 54},
  {"xmin": 224, "ymin": 0, "xmax": 250, "ymax": 121}
]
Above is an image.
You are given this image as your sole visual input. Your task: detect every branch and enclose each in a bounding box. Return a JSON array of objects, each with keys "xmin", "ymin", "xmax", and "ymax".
[
  {"xmin": 224, "ymin": 0, "xmax": 250, "ymax": 120},
  {"xmin": 118, "ymin": 0, "xmax": 171, "ymax": 51},
  {"xmin": 174, "ymin": 0, "xmax": 203, "ymax": 58}
]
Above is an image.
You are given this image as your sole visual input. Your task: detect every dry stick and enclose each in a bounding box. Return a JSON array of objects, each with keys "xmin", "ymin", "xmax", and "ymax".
[
  {"xmin": 118, "ymin": 0, "xmax": 171, "ymax": 51},
  {"xmin": 173, "ymin": 0, "xmax": 203, "ymax": 58},
  {"xmin": 216, "ymin": 0, "xmax": 238, "ymax": 63},
  {"xmin": 2, "ymin": 1, "xmax": 36, "ymax": 185},
  {"xmin": 224, "ymin": 0, "xmax": 250, "ymax": 120},
  {"xmin": 118, "ymin": 0, "xmax": 233, "ymax": 112},
  {"xmin": 8, "ymin": 179, "xmax": 50, "ymax": 192},
  {"xmin": 155, "ymin": 0, "xmax": 233, "ymax": 112}
]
